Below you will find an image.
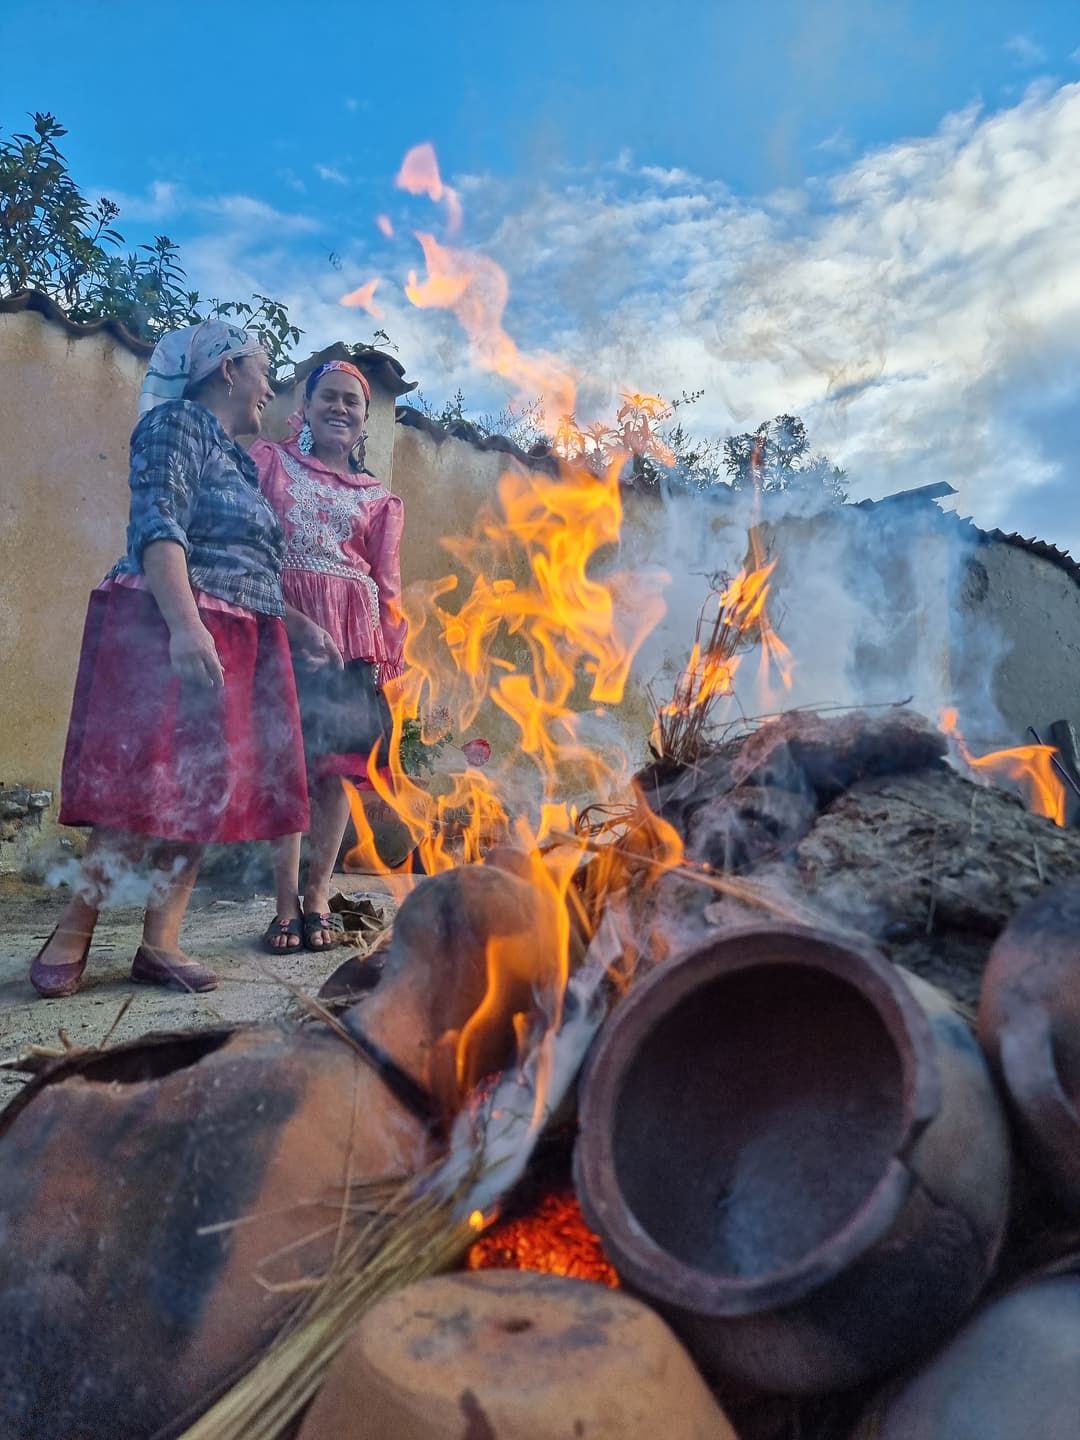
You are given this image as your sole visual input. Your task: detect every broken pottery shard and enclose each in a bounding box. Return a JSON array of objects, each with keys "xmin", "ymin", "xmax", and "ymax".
[
  {"xmin": 0, "ymin": 1025, "xmax": 402, "ymax": 1440},
  {"xmin": 296, "ymin": 1271, "xmax": 737, "ymax": 1440},
  {"xmin": 729, "ymin": 706, "xmax": 948, "ymax": 802},
  {"xmin": 857, "ymin": 1262, "xmax": 1080, "ymax": 1440},
  {"xmin": 977, "ymin": 882, "xmax": 1080, "ymax": 1211},
  {"xmin": 574, "ymin": 924, "xmax": 1011, "ymax": 1395}
]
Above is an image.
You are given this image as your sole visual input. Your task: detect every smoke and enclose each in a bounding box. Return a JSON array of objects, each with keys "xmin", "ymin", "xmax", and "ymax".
[
  {"xmin": 46, "ymin": 846, "xmax": 187, "ymax": 912},
  {"xmin": 621, "ymin": 483, "xmax": 1011, "ymax": 745}
]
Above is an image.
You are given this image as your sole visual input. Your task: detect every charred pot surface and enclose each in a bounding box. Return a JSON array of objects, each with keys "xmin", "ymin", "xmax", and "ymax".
[
  {"xmin": 978, "ymin": 881, "xmax": 1080, "ymax": 1211},
  {"xmin": 573, "ymin": 924, "xmax": 1011, "ymax": 1396},
  {"xmin": 0, "ymin": 863, "xmax": 556, "ymax": 1440},
  {"xmin": 857, "ymin": 1259, "xmax": 1080, "ymax": 1440}
]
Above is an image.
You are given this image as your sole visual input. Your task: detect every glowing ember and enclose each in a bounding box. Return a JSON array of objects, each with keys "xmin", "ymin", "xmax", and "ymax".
[
  {"xmin": 466, "ymin": 1189, "xmax": 620, "ymax": 1288},
  {"xmin": 941, "ymin": 707, "xmax": 1066, "ymax": 826}
]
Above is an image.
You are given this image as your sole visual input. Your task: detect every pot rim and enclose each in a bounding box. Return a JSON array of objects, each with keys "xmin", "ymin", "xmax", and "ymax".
[{"xmin": 575, "ymin": 923, "xmax": 942, "ymax": 1316}]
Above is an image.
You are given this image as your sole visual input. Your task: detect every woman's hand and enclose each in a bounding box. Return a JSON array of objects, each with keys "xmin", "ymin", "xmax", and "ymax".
[
  {"xmin": 287, "ymin": 612, "xmax": 344, "ymax": 671},
  {"xmin": 169, "ymin": 619, "xmax": 225, "ymax": 688}
]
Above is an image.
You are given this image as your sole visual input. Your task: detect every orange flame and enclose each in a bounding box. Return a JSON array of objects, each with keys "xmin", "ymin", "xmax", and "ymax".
[
  {"xmin": 395, "ymin": 141, "xmax": 463, "ymax": 233},
  {"xmin": 941, "ymin": 708, "xmax": 1066, "ymax": 826},
  {"xmin": 338, "ymin": 143, "xmax": 697, "ymax": 1123},
  {"xmin": 339, "ymin": 277, "xmax": 385, "ymax": 319},
  {"xmin": 457, "ymin": 828, "xmax": 573, "ymax": 1097},
  {"xmin": 659, "ymin": 556, "xmax": 792, "ymax": 742},
  {"xmin": 406, "ymin": 231, "xmax": 577, "ymax": 421}
]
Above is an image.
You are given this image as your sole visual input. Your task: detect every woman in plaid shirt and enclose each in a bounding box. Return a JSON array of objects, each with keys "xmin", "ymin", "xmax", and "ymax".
[{"xmin": 29, "ymin": 321, "xmax": 320, "ymax": 999}]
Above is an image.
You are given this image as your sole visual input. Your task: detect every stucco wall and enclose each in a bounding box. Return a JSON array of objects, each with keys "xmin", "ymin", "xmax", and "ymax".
[
  {"xmin": 956, "ymin": 539, "xmax": 1080, "ymax": 747},
  {"xmin": 0, "ymin": 309, "xmax": 145, "ymax": 792}
]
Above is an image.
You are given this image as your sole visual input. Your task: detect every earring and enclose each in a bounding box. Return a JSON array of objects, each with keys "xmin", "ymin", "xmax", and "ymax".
[
  {"xmin": 226, "ymin": 380, "xmax": 234, "ymax": 396},
  {"xmin": 298, "ymin": 421, "xmax": 315, "ymax": 455}
]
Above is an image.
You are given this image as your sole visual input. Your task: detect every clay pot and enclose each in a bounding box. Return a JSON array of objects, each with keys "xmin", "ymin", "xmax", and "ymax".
[
  {"xmin": 856, "ymin": 1260, "xmax": 1080, "ymax": 1439},
  {"xmin": 297, "ymin": 1270, "xmax": 737, "ymax": 1440},
  {"xmin": 0, "ymin": 865, "xmax": 556, "ymax": 1440},
  {"xmin": 977, "ymin": 882, "xmax": 1080, "ymax": 1210},
  {"xmin": 574, "ymin": 924, "xmax": 1011, "ymax": 1395}
]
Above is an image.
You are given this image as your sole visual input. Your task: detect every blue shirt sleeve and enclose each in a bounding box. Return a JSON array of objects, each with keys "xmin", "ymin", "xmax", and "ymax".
[{"xmin": 125, "ymin": 403, "xmax": 208, "ymax": 562}]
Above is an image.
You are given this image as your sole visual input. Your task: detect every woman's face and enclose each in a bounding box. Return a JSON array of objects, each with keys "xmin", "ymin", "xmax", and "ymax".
[
  {"xmin": 306, "ymin": 371, "xmax": 369, "ymax": 453},
  {"xmin": 231, "ymin": 352, "xmax": 274, "ymax": 434}
]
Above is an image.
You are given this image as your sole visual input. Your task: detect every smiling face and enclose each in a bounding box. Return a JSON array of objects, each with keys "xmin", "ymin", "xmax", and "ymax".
[
  {"xmin": 305, "ymin": 370, "xmax": 369, "ymax": 456},
  {"xmin": 229, "ymin": 351, "xmax": 274, "ymax": 435}
]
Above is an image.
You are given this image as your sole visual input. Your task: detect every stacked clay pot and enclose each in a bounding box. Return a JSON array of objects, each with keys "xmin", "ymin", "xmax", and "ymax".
[{"xmin": 574, "ymin": 924, "xmax": 1012, "ymax": 1395}]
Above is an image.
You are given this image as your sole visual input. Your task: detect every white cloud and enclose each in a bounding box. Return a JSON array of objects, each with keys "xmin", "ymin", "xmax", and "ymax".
[
  {"xmin": 134, "ymin": 82, "xmax": 1080, "ymax": 552},
  {"xmin": 94, "ymin": 179, "xmax": 178, "ymax": 222},
  {"xmin": 315, "ymin": 164, "xmax": 349, "ymax": 185},
  {"xmin": 815, "ymin": 127, "xmax": 855, "ymax": 156},
  {"xmin": 1004, "ymin": 34, "xmax": 1047, "ymax": 68},
  {"xmin": 399, "ymin": 83, "xmax": 1080, "ymax": 551}
]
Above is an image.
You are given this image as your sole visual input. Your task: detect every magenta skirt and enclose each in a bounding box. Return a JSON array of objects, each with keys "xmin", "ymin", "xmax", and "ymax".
[{"xmin": 60, "ymin": 586, "xmax": 310, "ymax": 843}]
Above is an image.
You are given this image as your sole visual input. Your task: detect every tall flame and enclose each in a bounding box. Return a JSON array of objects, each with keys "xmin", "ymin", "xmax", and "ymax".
[
  {"xmin": 340, "ymin": 277, "xmax": 384, "ymax": 319},
  {"xmin": 395, "ymin": 141, "xmax": 463, "ymax": 233},
  {"xmin": 335, "ymin": 143, "xmax": 733, "ymax": 1124},
  {"xmin": 406, "ymin": 231, "xmax": 577, "ymax": 421},
  {"xmin": 941, "ymin": 708, "xmax": 1066, "ymax": 826}
]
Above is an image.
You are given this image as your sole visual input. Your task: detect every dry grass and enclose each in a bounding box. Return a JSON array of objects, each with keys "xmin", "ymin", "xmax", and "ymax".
[{"xmin": 173, "ymin": 1163, "xmax": 480, "ymax": 1440}]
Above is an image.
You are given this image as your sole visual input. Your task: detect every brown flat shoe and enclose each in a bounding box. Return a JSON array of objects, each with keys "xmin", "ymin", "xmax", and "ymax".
[
  {"xmin": 30, "ymin": 925, "xmax": 93, "ymax": 1000},
  {"xmin": 131, "ymin": 945, "xmax": 218, "ymax": 993}
]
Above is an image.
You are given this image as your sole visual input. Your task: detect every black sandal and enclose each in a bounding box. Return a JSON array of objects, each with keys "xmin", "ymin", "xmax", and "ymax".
[
  {"xmin": 263, "ymin": 915, "xmax": 304, "ymax": 954},
  {"xmin": 302, "ymin": 910, "xmax": 345, "ymax": 951}
]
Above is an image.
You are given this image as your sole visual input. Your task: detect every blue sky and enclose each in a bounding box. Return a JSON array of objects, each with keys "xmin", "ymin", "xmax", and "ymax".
[{"xmin": 3, "ymin": 0, "xmax": 1080, "ymax": 546}]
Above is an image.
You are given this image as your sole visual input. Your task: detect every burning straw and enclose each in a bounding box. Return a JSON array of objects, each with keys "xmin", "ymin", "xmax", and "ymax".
[
  {"xmin": 173, "ymin": 1168, "xmax": 478, "ymax": 1440},
  {"xmin": 649, "ymin": 546, "xmax": 792, "ymax": 767},
  {"xmin": 174, "ymin": 918, "xmax": 612, "ymax": 1440}
]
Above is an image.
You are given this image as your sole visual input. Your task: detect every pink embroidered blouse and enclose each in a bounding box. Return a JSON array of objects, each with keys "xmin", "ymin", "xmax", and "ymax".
[{"xmin": 249, "ymin": 439, "xmax": 406, "ymax": 681}]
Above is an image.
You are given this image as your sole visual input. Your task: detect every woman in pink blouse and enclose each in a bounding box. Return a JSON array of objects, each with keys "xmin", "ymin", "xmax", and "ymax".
[{"xmin": 251, "ymin": 360, "xmax": 406, "ymax": 951}]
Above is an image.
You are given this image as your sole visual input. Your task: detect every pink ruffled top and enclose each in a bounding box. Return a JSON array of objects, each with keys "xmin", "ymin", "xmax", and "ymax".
[{"xmin": 249, "ymin": 439, "xmax": 406, "ymax": 679}]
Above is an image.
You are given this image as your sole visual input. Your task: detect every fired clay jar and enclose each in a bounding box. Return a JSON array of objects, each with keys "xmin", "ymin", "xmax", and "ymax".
[
  {"xmin": 574, "ymin": 924, "xmax": 1011, "ymax": 1395},
  {"xmin": 977, "ymin": 882, "xmax": 1080, "ymax": 1210},
  {"xmin": 856, "ymin": 1260, "xmax": 1080, "ymax": 1439},
  {"xmin": 297, "ymin": 1270, "xmax": 737, "ymax": 1440},
  {"xmin": 0, "ymin": 865, "xmax": 553, "ymax": 1440}
]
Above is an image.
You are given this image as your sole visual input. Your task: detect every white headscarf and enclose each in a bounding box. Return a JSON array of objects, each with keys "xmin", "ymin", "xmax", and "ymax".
[{"xmin": 139, "ymin": 320, "xmax": 267, "ymax": 415}]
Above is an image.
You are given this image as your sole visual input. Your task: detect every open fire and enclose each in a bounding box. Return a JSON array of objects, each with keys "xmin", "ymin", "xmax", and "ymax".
[{"xmin": 334, "ymin": 139, "xmax": 1071, "ymax": 1168}]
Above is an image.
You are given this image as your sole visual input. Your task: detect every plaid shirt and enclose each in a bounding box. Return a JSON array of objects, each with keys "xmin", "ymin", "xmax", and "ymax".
[{"xmin": 111, "ymin": 400, "xmax": 286, "ymax": 616}]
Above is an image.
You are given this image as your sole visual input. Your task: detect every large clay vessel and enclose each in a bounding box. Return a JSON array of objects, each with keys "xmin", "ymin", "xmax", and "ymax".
[
  {"xmin": 0, "ymin": 865, "xmax": 553, "ymax": 1440},
  {"xmin": 574, "ymin": 924, "xmax": 1011, "ymax": 1395},
  {"xmin": 977, "ymin": 881, "xmax": 1080, "ymax": 1210},
  {"xmin": 297, "ymin": 1270, "xmax": 737, "ymax": 1440},
  {"xmin": 855, "ymin": 1260, "xmax": 1080, "ymax": 1439}
]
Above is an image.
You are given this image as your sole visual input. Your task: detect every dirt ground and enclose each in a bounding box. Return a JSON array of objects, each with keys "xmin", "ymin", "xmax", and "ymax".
[{"xmin": 0, "ymin": 871, "xmax": 416, "ymax": 1109}]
